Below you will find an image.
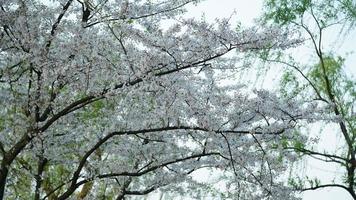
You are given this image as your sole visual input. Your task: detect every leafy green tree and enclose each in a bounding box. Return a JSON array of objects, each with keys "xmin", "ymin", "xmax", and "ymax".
[{"xmin": 261, "ymin": 0, "xmax": 356, "ymax": 198}]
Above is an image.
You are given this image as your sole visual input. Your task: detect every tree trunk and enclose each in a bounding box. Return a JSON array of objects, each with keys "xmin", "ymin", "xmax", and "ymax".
[
  {"xmin": 0, "ymin": 162, "xmax": 9, "ymax": 200},
  {"xmin": 0, "ymin": 133, "xmax": 32, "ymax": 200},
  {"xmin": 35, "ymin": 158, "xmax": 48, "ymax": 200}
]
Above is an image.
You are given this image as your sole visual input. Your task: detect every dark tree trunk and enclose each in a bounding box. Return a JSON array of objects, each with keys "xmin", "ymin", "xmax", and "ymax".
[{"xmin": 0, "ymin": 162, "xmax": 9, "ymax": 200}]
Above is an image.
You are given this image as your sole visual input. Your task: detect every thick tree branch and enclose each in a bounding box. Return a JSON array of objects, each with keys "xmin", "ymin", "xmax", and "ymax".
[
  {"xmin": 284, "ymin": 147, "xmax": 347, "ymax": 163},
  {"xmin": 61, "ymin": 126, "xmax": 284, "ymax": 198},
  {"xmin": 125, "ymin": 186, "xmax": 156, "ymax": 196},
  {"xmin": 45, "ymin": 0, "xmax": 74, "ymax": 49},
  {"xmin": 300, "ymin": 183, "xmax": 356, "ymax": 199},
  {"xmin": 34, "ymin": 157, "xmax": 48, "ymax": 200},
  {"xmin": 58, "ymin": 151, "xmax": 223, "ymax": 199}
]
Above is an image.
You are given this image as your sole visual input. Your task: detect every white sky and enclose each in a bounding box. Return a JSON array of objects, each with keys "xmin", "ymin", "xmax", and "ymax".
[
  {"xmin": 183, "ymin": 1, "xmax": 356, "ymax": 200},
  {"xmin": 184, "ymin": 0, "xmax": 262, "ymax": 27}
]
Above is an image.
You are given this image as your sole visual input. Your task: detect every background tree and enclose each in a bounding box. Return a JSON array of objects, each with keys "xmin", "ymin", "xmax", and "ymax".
[
  {"xmin": 0, "ymin": 0, "xmax": 315, "ymax": 199},
  {"xmin": 260, "ymin": 0, "xmax": 356, "ymax": 199}
]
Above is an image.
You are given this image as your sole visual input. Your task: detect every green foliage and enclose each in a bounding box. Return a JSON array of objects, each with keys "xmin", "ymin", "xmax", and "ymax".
[
  {"xmin": 262, "ymin": 0, "xmax": 356, "ymax": 194},
  {"xmin": 307, "ymin": 177, "xmax": 321, "ymax": 188},
  {"xmin": 308, "ymin": 55, "xmax": 344, "ymax": 95},
  {"xmin": 264, "ymin": 0, "xmax": 311, "ymax": 25},
  {"xmin": 0, "ymin": 118, "xmax": 4, "ymax": 132},
  {"xmin": 263, "ymin": 0, "xmax": 356, "ymax": 28},
  {"xmin": 280, "ymin": 136, "xmax": 290, "ymax": 148},
  {"xmin": 309, "ymin": 55, "xmax": 355, "ymax": 138},
  {"xmin": 95, "ymin": 182, "xmax": 116, "ymax": 200},
  {"xmin": 127, "ymin": 19, "xmax": 134, "ymax": 24},
  {"xmin": 5, "ymin": 155, "xmax": 38, "ymax": 199},
  {"xmin": 288, "ymin": 176, "xmax": 320, "ymax": 190},
  {"xmin": 260, "ymin": 0, "xmax": 356, "ymax": 197},
  {"xmin": 42, "ymin": 165, "xmax": 72, "ymax": 198},
  {"xmin": 80, "ymin": 100, "xmax": 105, "ymax": 121},
  {"xmin": 280, "ymin": 68, "xmax": 308, "ymax": 98},
  {"xmin": 288, "ymin": 176, "xmax": 304, "ymax": 189},
  {"xmin": 344, "ymin": 0, "xmax": 356, "ymax": 16},
  {"xmin": 293, "ymin": 140, "xmax": 305, "ymax": 151}
]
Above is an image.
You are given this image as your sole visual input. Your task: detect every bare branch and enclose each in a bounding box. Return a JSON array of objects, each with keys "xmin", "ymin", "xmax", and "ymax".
[{"xmin": 263, "ymin": 58, "xmax": 327, "ymax": 103}]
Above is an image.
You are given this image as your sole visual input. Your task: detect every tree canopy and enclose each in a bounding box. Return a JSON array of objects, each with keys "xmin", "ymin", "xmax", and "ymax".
[{"xmin": 0, "ymin": 0, "xmax": 354, "ymax": 199}]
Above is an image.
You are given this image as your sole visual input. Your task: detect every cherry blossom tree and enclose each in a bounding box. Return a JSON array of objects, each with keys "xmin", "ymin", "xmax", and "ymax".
[{"xmin": 0, "ymin": 0, "xmax": 316, "ymax": 199}]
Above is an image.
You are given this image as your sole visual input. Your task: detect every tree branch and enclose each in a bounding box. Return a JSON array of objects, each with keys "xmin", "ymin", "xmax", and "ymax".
[
  {"xmin": 45, "ymin": 0, "xmax": 74, "ymax": 49},
  {"xmin": 85, "ymin": 0, "xmax": 194, "ymax": 28},
  {"xmin": 263, "ymin": 58, "xmax": 327, "ymax": 103}
]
